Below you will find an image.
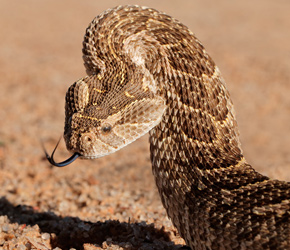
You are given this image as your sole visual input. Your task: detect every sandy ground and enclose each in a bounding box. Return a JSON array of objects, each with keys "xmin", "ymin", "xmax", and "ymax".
[{"xmin": 0, "ymin": 0, "xmax": 290, "ymax": 249}]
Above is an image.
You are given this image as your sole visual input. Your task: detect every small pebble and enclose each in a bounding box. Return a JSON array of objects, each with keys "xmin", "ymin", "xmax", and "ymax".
[
  {"xmin": 42, "ymin": 232, "xmax": 50, "ymax": 240},
  {"xmin": 0, "ymin": 216, "xmax": 6, "ymax": 224},
  {"xmin": 2, "ymin": 224, "xmax": 10, "ymax": 232},
  {"xmin": 120, "ymin": 242, "xmax": 133, "ymax": 248},
  {"xmin": 25, "ymin": 242, "xmax": 32, "ymax": 250},
  {"xmin": 18, "ymin": 244, "xmax": 26, "ymax": 250},
  {"xmin": 102, "ymin": 241, "xmax": 109, "ymax": 248}
]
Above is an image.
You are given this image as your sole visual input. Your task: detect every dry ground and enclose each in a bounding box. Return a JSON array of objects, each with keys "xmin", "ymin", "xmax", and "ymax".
[{"xmin": 0, "ymin": 0, "xmax": 290, "ymax": 249}]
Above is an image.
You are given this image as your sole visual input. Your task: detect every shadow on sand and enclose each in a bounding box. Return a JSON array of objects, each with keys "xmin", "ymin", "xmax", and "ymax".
[{"xmin": 0, "ymin": 197, "xmax": 190, "ymax": 249}]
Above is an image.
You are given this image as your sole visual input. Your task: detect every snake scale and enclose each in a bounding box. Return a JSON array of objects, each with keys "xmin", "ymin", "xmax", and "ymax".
[{"xmin": 46, "ymin": 5, "xmax": 290, "ymax": 249}]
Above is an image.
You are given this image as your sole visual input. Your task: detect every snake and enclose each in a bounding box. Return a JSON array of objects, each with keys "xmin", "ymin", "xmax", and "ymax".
[{"xmin": 45, "ymin": 5, "xmax": 290, "ymax": 249}]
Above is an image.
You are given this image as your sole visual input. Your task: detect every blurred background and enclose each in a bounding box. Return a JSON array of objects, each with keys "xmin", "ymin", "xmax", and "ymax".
[{"xmin": 0, "ymin": 0, "xmax": 290, "ymax": 249}]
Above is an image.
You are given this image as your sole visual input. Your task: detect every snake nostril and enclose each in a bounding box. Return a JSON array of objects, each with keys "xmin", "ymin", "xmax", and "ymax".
[{"xmin": 83, "ymin": 134, "xmax": 93, "ymax": 143}]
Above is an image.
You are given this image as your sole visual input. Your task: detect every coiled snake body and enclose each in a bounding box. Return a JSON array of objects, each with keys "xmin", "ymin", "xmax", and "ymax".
[{"xmin": 47, "ymin": 5, "xmax": 290, "ymax": 249}]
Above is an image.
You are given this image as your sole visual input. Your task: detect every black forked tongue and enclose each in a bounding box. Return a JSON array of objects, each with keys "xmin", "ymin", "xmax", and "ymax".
[{"xmin": 42, "ymin": 137, "xmax": 80, "ymax": 167}]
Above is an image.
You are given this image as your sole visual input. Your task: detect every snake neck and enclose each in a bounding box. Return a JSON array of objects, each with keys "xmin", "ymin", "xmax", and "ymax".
[
  {"xmin": 147, "ymin": 60, "xmax": 271, "ymax": 245},
  {"xmin": 148, "ymin": 48, "xmax": 267, "ymax": 195}
]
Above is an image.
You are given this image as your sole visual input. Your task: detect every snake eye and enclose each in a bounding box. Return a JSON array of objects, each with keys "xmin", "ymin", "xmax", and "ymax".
[{"xmin": 101, "ymin": 124, "xmax": 112, "ymax": 134}]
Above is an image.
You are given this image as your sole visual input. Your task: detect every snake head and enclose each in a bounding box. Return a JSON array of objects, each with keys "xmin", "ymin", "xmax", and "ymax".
[{"xmin": 62, "ymin": 76, "xmax": 166, "ymax": 160}]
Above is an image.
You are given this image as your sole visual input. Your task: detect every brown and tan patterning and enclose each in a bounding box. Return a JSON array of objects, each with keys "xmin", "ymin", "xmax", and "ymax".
[{"xmin": 47, "ymin": 5, "xmax": 290, "ymax": 250}]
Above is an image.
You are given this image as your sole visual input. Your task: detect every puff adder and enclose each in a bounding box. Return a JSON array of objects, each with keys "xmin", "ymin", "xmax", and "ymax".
[{"xmin": 46, "ymin": 5, "xmax": 290, "ymax": 250}]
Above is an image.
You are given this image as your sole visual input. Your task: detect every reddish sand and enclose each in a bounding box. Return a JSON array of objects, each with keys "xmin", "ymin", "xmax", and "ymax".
[{"xmin": 0, "ymin": 1, "xmax": 290, "ymax": 249}]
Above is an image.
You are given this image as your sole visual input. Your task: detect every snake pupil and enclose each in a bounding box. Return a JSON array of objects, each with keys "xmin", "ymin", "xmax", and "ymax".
[{"xmin": 102, "ymin": 125, "xmax": 111, "ymax": 133}]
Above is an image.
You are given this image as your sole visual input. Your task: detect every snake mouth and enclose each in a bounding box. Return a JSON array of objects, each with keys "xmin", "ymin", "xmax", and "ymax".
[{"xmin": 42, "ymin": 138, "xmax": 81, "ymax": 167}]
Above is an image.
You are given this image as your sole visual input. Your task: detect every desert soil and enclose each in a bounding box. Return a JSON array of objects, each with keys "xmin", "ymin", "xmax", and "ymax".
[{"xmin": 1, "ymin": 0, "xmax": 290, "ymax": 249}]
